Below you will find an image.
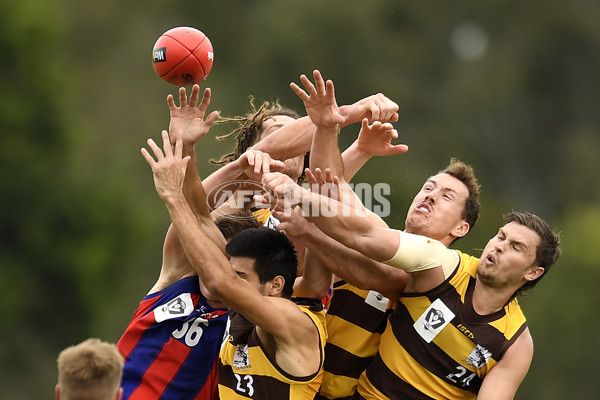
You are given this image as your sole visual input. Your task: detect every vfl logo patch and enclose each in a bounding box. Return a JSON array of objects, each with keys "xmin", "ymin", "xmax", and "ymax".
[
  {"xmin": 364, "ymin": 290, "xmax": 389, "ymax": 313},
  {"xmin": 465, "ymin": 344, "xmax": 492, "ymax": 369},
  {"xmin": 153, "ymin": 47, "xmax": 166, "ymax": 63},
  {"xmin": 233, "ymin": 344, "xmax": 251, "ymax": 370},
  {"xmin": 154, "ymin": 293, "xmax": 194, "ymax": 322},
  {"xmin": 413, "ymin": 298, "xmax": 455, "ymax": 343}
]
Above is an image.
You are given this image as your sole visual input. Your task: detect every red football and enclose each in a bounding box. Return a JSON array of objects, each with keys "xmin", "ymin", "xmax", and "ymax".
[{"xmin": 152, "ymin": 27, "xmax": 214, "ymax": 86}]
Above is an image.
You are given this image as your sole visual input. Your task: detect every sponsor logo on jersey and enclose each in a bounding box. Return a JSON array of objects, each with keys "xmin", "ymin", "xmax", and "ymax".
[
  {"xmin": 233, "ymin": 344, "xmax": 251, "ymax": 370},
  {"xmin": 465, "ymin": 344, "xmax": 492, "ymax": 369}
]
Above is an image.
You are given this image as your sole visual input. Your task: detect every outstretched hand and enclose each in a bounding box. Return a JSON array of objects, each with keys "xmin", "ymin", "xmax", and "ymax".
[
  {"xmin": 236, "ymin": 148, "xmax": 286, "ymax": 181},
  {"xmin": 290, "ymin": 70, "xmax": 345, "ymax": 129},
  {"xmin": 356, "ymin": 118, "xmax": 408, "ymax": 157},
  {"xmin": 141, "ymin": 130, "xmax": 190, "ymax": 202},
  {"xmin": 167, "ymin": 84, "xmax": 220, "ymax": 146}
]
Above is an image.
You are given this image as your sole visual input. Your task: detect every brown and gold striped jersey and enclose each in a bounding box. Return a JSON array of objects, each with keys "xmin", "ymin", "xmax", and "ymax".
[
  {"xmin": 356, "ymin": 251, "xmax": 527, "ymax": 400},
  {"xmin": 318, "ymin": 281, "xmax": 394, "ymax": 399},
  {"xmin": 219, "ymin": 298, "xmax": 327, "ymax": 400}
]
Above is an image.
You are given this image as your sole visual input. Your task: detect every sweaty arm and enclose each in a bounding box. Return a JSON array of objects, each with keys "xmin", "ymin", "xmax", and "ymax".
[
  {"xmin": 254, "ymin": 92, "xmax": 398, "ymax": 163},
  {"xmin": 296, "ymin": 187, "xmax": 455, "ymax": 290},
  {"xmin": 145, "ymin": 133, "xmax": 322, "ymax": 376},
  {"xmin": 281, "ymin": 208, "xmax": 408, "ymax": 300},
  {"xmin": 167, "ymin": 192, "xmax": 322, "ymax": 377},
  {"xmin": 476, "ymin": 328, "xmax": 535, "ymax": 400}
]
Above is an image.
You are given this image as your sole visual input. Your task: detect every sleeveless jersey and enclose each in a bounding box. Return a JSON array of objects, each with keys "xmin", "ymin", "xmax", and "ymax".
[
  {"xmin": 218, "ymin": 298, "xmax": 327, "ymax": 399},
  {"xmin": 118, "ymin": 276, "xmax": 229, "ymax": 400},
  {"xmin": 317, "ymin": 281, "xmax": 394, "ymax": 400},
  {"xmin": 355, "ymin": 251, "xmax": 528, "ymax": 400}
]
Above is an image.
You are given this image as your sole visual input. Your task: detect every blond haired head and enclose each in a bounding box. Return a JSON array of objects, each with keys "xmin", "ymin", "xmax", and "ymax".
[{"xmin": 56, "ymin": 338, "xmax": 123, "ymax": 400}]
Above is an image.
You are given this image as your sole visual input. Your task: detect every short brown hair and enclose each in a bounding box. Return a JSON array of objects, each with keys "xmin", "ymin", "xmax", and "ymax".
[
  {"xmin": 56, "ymin": 338, "xmax": 123, "ymax": 400},
  {"xmin": 439, "ymin": 158, "xmax": 481, "ymax": 232},
  {"xmin": 215, "ymin": 212, "xmax": 262, "ymax": 241}
]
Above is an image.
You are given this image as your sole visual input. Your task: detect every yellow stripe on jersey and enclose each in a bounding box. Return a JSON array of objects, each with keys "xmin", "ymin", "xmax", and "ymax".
[
  {"xmin": 319, "ymin": 282, "xmax": 392, "ymax": 399},
  {"xmin": 376, "ymin": 320, "xmax": 477, "ymax": 400},
  {"xmin": 319, "ymin": 371, "xmax": 359, "ymax": 399},
  {"xmin": 325, "ymin": 315, "xmax": 383, "ymax": 359},
  {"xmin": 400, "ymin": 296, "xmax": 497, "ymax": 378},
  {"xmin": 355, "ymin": 372, "xmax": 394, "ymax": 400},
  {"xmin": 219, "ymin": 303, "xmax": 326, "ymax": 400},
  {"xmin": 356, "ymin": 250, "xmax": 527, "ymax": 399}
]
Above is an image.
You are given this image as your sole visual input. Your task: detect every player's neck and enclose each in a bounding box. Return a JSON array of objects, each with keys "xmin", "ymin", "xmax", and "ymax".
[{"xmin": 472, "ymin": 280, "xmax": 513, "ymax": 315}]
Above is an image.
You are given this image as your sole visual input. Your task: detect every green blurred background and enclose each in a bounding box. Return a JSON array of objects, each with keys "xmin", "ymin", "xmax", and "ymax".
[{"xmin": 2, "ymin": 0, "xmax": 599, "ymax": 398}]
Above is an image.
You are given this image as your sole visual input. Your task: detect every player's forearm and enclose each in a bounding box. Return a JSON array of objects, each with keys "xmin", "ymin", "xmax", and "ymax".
[
  {"xmin": 341, "ymin": 140, "xmax": 372, "ymax": 182},
  {"xmin": 252, "ymin": 116, "xmax": 314, "ymax": 160},
  {"xmin": 300, "ymin": 223, "xmax": 400, "ymax": 295},
  {"xmin": 202, "ymin": 161, "xmax": 246, "ymax": 208},
  {"xmin": 300, "ymin": 191, "xmax": 385, "ymax": 260},
  {"xmin": 252, "ymin": 107, "xmax": 364, "ymax": 162},
  {"xmin": 164, "ymin": 193, "xmax": 233, "ymax": 291},
  {"xmin": 292, "ymin": 249, "xmax": 332, "ymax": 299},
  {"xmin": 180, "ymin": 146, "xmax": 227, "ymax": 252},
  {"xmin": 183, "ymin": 145, "xmax": 212, "ymax": 217},
  {"xmin": 338, "ymin": 104, "xmax": 364, "ymax": 126},
  {"xmin": 309, "ymin": 125, "xmax": 344, "ymax": 179}
]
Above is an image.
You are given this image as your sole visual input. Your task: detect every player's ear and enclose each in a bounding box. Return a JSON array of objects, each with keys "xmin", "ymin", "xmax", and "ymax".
[
  {"xmin": 55, "ymin": 384, "xmax": 61, "ymax": 400},
  {"xmin": 267, "ymin": 276, "xmax": 285, "ymax": 297},
  {"xmin": 452, "ymin": 220, "xmax": 470, "ymax": 239},
  {"xmin": 524, "ymin": 266, "xmax": 544, "ymax": 282},
  {"xmin": 115, "ymin": 387, "xmax": 123, "ymax": 400}
]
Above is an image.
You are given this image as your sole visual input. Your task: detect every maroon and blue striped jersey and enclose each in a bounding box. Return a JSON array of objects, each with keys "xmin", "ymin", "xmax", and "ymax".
[{"xmin": 118, "ymin": 276, "xmax": 229, "ymax": 400}]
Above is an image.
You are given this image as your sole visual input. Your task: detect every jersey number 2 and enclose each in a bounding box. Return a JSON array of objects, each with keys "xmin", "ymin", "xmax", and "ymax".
[{"xmin": 234, "ymin": 374, "xmax": 255, "ymax": 397}]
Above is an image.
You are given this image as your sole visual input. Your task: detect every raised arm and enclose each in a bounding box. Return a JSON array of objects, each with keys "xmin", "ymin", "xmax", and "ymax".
[
  {"xmin": 290, "ymin": 70, "xmax": 345, "ymax": 178},
  {"xmin": 167, "ymin": 85, "xmax": 226, "ymax": 251},
  {"xmin": 203, "ymin": 84, "xmax": 399, "ymax": 201},
  {"xmin": 147, "ymin": 86, "xmax": 222, "ymax": 295},
  {"xmin": 274, "ymin": 208, "xmax": 407, "ymax": 301},
  {"xmin": 261, "ymin": 171, "xmax": 398, "ymax": 260},
  {"xmin": 273, "ymin": 206, "xmax": 333, "ymax": 300},
  {"xmin": 267, "ymin": 171, "xmax": 455, "ymax": 292},
  {"xmin": 168, "ymin": 85, "xmax": 219, "ymax": 217},
  {"xmin": 142, "ymin": 131, "xmax": 322, "ymax": 375}
]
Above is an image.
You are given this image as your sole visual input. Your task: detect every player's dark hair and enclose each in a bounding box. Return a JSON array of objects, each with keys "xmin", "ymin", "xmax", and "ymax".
[
  {"xmin": 225, "ymin": 227, "xmax": 297, "ymax": 298},
  {"xmin": 439, "ymin": 158, "xmax": 481, "ymax": 241},
  {"xmin": 215, "ymin": 212, "xmax": 261, "ymax": 241},
  {"xmin": 505, "ymin": 211, "xmax": 561, "ymax": 299}
]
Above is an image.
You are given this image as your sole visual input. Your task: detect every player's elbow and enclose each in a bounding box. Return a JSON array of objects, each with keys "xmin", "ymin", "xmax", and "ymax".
[{"xmin": 201, "ymin": 265, "xmax": 236, "ymax": 298}]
